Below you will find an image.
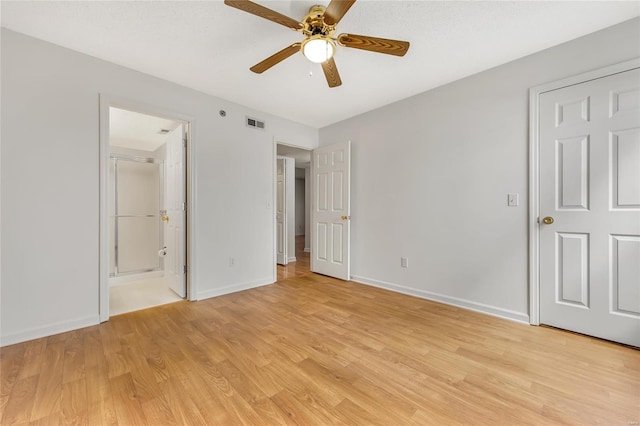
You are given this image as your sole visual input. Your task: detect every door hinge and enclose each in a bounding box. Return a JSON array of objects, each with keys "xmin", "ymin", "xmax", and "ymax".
[
  {"xmin": 183, "ymin": 136, "xmax": 187, "ymax": 148},
  {"xmin": 182, "ymin": 202, "xmax": 186, "ymax": 211},
  {"xmin": 183, "ymin": 265, "xmax": 187, "ymax": 274}
]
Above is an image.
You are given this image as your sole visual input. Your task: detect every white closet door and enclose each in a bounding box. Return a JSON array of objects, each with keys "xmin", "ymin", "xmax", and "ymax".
[{"xmin": 539, "ymin": 68, "xmax": 640, "ymax": 347}]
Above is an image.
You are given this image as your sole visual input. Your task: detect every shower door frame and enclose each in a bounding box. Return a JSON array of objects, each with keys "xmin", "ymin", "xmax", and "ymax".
[
  {"xmin": 110, "ymin": 153, "xmax": 163, "ymax": 277},
  {"xmin": 99, "ymin": 95, "xmax": 196, "ymax": 322}
]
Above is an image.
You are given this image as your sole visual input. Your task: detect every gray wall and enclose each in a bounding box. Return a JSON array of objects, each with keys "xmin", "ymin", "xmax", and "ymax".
[
  {"xmin": 319, "ymin": 18, "xmax": 640, "ymax": 322},
  {"xmin": 1, "ymin": 29, "xmax": 318, "ymax": 345}
]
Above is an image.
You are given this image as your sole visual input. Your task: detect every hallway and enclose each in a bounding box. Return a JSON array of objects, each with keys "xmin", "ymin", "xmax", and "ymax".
[{"xmin": 277, "ymin": 235, "xmax": 310, "ymax": 281}]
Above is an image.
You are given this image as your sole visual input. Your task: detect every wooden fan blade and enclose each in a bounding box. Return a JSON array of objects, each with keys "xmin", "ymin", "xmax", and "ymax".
[
  {"xmin": 338, "ymin": 33, "xmax": 409, "ymax": 56},
  {"xmin": 250, "ymin": 43, "xmax": 301, "ymax": 74},
  {"xmin": 321, "ymin": 57, "xmax": 342, "ymax": 88},
  {"xmin": 224, "ymin": 0, "xmax": 302, "ymax": 30},
  {"xmin": 323, "ymin": 0, "xmax": 356, "ymax": 26}
]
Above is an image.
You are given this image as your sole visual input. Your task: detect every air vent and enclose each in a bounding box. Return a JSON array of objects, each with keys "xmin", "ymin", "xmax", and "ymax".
[{"xmin": 246, "ymin": 116, "xmax": 265, "ymax": 130}]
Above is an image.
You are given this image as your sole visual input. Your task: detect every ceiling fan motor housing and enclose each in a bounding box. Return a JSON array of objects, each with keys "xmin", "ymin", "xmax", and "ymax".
[{"xmin": 303, "ymin": 5, "xmax": 335, "ymax": 37}]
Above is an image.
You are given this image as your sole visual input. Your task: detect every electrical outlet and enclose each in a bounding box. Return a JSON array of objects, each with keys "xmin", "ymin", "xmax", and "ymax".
[
  {"xmin": 401, "ymin": 257, "xmax": 409, "ymax": 268},
  {"xmin": 508, "ymin": 193, "xmax": 519, "ymax": 207}
]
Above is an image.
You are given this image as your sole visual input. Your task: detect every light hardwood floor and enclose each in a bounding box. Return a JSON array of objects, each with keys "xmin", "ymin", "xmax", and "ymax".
[{"xmin": 2, "ymin": 239, "xmax": 639, "ymax": 424}]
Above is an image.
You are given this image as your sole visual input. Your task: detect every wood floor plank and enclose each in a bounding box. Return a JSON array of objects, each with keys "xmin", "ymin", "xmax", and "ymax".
[
  {"xmin": 216, "ymin": 358, "xmax": 268, "ymax": 404},
  {"xmin": 15, "ymin": 339, "xmax": 47, "ymax": 381},
  {"xmin": 28, "ymin": 342, "xmax": 64, "ymax": 422},
  {"xmin": 1, "ymin": 374, "xmax": 38, "ymax": 424},
  {"xmin": 27, "ymin": 411, "xmax": 61, "ymax": 426},
  {"xmin": 163, "ymin": 376, "xmax": 210, "ymax": 425},
  {"xmin": 60, "ymin": 378, "xmax": 88, "ymax": 424},
  {"xmin": 335, "ymin": 397, "xmax": 391, "ymax": 426},
  {"xmin": 62, "ymin": 334, "xmax": 85, "ymax": 384},
  {"xmin": 270, "ymin": 388, "xmax": 348, "ymax": 426},
  {"xmin": 119, "ymin": 334, "xmax": 162, "ymax": 404},
  {"xmin": 140, "ymin": 395, "xmax": 178, "ymax": 426},
  {"xmin": 109, "ymin": 373, "xmax": 147, "ymax": 425},
  {"xmin": 1, "ymin": 242, "xmax": 638, "ymax": 425},
  {"xmin": 0, "ymin": 344, "xmax": 26, "ymax": 415},
  {"xmin": 247, "ymin": 396, "xmax": 297, "ymax": 426},
  {"xmin": 87, "ymin": 397, "xmax": 118, "ymax": 426}
]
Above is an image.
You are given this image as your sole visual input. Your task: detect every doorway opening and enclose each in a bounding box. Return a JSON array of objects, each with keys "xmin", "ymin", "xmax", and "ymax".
[
  {"xmin": 276, "ymin": 144, "xmax": 312, "ymax": 281},
  {"xmin": 105, "ymin": 106, "xmax": 188, "ymax": 316}
]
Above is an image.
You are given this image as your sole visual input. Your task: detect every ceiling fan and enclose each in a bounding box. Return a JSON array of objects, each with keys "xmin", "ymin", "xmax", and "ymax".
[{"xmin": 224, "ymin": 0, "xmax": 410, "ymax": 88}]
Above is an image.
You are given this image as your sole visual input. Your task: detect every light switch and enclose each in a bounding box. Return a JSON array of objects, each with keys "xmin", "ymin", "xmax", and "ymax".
[{"xmin": 508, "ymin": 193, "xmax": 519, "ymax": 207}]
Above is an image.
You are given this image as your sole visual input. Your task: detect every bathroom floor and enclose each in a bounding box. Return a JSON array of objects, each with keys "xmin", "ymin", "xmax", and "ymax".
[{"xmin": 109, "ymin": 275, "xmax": 183, "ymax": 316}]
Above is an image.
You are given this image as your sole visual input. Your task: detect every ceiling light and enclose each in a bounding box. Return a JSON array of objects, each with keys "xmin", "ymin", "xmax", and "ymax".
[{"xmin": 302, "ymin": 36, "xmax": 335, "ymax": 63}]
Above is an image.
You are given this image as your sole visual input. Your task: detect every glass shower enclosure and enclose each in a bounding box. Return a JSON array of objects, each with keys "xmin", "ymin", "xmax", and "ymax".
[{"xmin": 109, "ymin": 154, "xmax": 163, "ymax": 277}]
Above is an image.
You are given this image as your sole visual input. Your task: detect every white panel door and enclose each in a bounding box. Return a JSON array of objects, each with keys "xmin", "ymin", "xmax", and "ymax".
[
  {"xmin": 539, "ymin": 68, "xmax": 640, "ymax": 347},
  {"xmin": 276, "ymin": 157, "xmax": 287, "ymax": 265},
  {"xmin": 164, "ymin": 124, "xmax": 186, "ymax": 297},
  {"xmin": 311, "ymin": 141, "xmax": 351, "ymax": 280}
]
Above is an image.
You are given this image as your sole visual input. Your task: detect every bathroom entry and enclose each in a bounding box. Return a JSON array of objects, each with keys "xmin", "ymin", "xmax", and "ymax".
[{"xmin": 108, "ymin": 107, "xmax": 186, "ymax": 315}]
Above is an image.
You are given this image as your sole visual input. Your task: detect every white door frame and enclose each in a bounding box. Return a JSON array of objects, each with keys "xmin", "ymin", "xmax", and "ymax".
[
  {"xmin": 528, "ymin": 58, "xmax": 640, "ymax": 325},
  {"xmin": 276, "ymin": 156, "xmax": 289, "ymax": 266},
  {"xmin": 99, "ymin": 95, "xmax": 197, "ymax": 322}
]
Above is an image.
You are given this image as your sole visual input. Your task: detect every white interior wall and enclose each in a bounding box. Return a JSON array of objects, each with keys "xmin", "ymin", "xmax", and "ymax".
[
  {"xmin": 0, "ymin": 29, "xmax": 318, "ymax": 346},
  {"xmin": 319, "ymin": 18, "xmax": 640, "ymax": 322}
]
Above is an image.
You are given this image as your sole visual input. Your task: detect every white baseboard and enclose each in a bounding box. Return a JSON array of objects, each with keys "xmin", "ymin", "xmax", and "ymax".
[
  {"xmin": 351, "ymin": 275, "xmax": 529, "ymax": 324},
  {"xmin": 197, "ymin": 277, "xmax": 274, "ymax": 301},
  {"xmin": 304, "ymin": 247, "xmax": 311, "ymax": 253},
  {"xmin": 288, "ymin": 256, "xmax": 297, "ymax": 262},
  {"xmin": 1, "ymin": 314, "xmax": 100, "ymax": 347}
]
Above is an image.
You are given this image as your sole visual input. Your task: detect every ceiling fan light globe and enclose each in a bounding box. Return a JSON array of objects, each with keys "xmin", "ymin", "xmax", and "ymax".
[{"xmin": 303, "ymin": 38, "xmax": 335, "ymax": 63}]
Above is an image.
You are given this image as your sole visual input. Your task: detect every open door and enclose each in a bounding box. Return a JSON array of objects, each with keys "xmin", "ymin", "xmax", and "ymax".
[
  {"xmin": 164, "ymin": 124, "xmax": 186, "ymax": 297},
  {"xmin": 276, "ymin": 157, "xmax": 288, "ymax": 265},
  {"xmin": 311, "ymin": 141, "xmax": 351, "ymax": 280}
]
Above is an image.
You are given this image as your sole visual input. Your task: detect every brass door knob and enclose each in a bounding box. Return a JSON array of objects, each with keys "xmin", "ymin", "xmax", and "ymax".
[
  {"xmin": 341, "ymin": 215, "xmax": 349, "ymax": 220},
  {"xmin": 161, "ymin": 215, "xmax": 169, "ymax": 222},
  {"xmin": 542, "ymin": 216, "xmax": 554, "ymax": 225}
]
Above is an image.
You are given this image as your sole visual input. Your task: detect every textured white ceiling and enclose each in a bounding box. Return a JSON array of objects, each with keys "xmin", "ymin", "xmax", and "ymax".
[
  {"xmin": 2, "ymin": 1, "xmax": 639, "ymax": 128},
  {"xmin": 110, "ymin": 107, "xmax": 181, "ymax": 152}
]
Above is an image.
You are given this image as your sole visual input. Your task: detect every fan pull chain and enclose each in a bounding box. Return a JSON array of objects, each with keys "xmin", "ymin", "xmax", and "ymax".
[{"xmin": 309, "ymin": 62, "xmax": 313, "ymax": 77}]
